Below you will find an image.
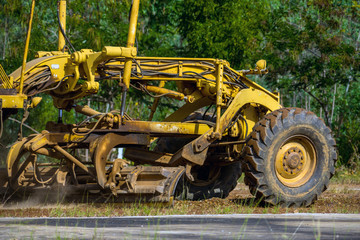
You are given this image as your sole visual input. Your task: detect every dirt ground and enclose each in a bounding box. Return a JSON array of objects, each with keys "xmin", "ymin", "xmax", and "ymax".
[
  {"xmin": 226, "ymin": 183, "xmax": 360, "ymax": 213},
  {"xmin": 0, "ymin": 182, "xmax": 359, "ymax": 217}
]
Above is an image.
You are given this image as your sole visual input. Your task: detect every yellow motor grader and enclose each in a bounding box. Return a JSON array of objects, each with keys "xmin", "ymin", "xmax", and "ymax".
[{"xmin": 0, "ymin": 0, "xmax": 336, "ymax": 206}]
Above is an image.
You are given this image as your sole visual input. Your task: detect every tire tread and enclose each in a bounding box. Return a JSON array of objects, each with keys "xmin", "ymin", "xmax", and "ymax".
[{"xmin": 242, "ymin": 107, "xmax": 337, "ymax": 207}]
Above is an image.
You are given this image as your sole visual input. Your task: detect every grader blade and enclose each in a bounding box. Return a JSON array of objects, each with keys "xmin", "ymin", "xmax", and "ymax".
[
  {"xmin": 5, "ymin": 146, "xmax": 185, "ymax": 203},
  {"xmin": 107, "ymin": 166, "xmax": 185, "ymax": 203}
]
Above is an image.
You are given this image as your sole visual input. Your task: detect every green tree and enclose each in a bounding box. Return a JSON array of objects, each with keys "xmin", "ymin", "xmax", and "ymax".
[
  {"xmin": 261, "ymin": 0, "xmax": 360, "ymax": 165},
  {"xmin": 178, "ymin": 0, "xmax": 272, "ymax": 68}
]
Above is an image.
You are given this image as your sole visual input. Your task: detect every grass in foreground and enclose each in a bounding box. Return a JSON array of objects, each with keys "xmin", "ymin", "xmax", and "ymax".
[{"xmin": 0, "ymin": 169, "xmax": 359, "ymax": 217}]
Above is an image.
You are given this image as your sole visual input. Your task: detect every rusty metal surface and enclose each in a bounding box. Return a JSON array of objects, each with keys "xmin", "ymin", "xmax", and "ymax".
[
  {"xmin": 2, "ymin": 164, "xmax": 185, "ymax": 203},
  {"xmin": 5, "ymin": 130, "xmax": 185, "ymax": 203},
  {"xmin": 92, "ymin": 121, "xmax": 211, "ymax": 136},
  {"xmin": 114, "ymin": 166, "xmax": 185, "ymax": 202},
  {"xmin": 91, "ymin": 133, "xmax": 150, "ymax": 187},
  {"xmin": 124, "ymin": 148, "xmax": 173, "ymax": 166}
]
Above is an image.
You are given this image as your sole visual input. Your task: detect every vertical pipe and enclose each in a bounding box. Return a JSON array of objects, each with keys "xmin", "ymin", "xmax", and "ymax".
[
  {"xmin": 122, "ymin": 0, "xmax": 140, "ymax": 89},
  {"xmin": 58, "ymin": 0, "xmax": 66, "ymax": 51},
  {"xmin": 215, "ymin": 62, "xmax": 224, "ymax": 135},
  {"xmin": 57, "ymin": 109, "xmax": 63, "ymax": 123},
  {"xmin": 120, "ymin": 87, "xmax": 127, "ymax": 121},
  {"xmin": 126, "ymin": 0, "xmax": 140, "ymax": 48},
  {"xmin": 19, "ymin": 0, "xmax": 36, "ymax": 95},
  {"xmin": 120, "ymin": 0, "xmax": 140, "ymax": 122}
]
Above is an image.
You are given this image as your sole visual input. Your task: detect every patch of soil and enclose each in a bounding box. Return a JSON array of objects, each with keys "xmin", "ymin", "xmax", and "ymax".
[
  {"xmin": 0, "ymin": 183, "xmax": 359, "ymax": 217},
  {"xmin": 227, "ymin": 183, "xmax": 360, "ymax": 213}
]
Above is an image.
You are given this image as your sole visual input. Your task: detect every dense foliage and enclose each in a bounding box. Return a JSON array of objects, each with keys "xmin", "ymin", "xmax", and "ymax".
[{"xmin": 0, "ymin": 0, "xmax": 359, "ymax": 167}]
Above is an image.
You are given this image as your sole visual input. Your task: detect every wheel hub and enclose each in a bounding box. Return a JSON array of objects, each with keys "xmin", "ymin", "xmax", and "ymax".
[
  {"xmin": 283, "ymin": 147, "xmax": 304, "ymax": 174},
  {"xmin": 275, "ymin": 135, "xmax": 317, "ymax": 188}
]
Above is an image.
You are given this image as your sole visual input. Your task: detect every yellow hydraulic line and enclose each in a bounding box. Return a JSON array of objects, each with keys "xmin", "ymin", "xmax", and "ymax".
[
  {"xmin": 148, "ymin": 81, "xmax": 165, "ymax": 121},
  {"xmin": 19, "ymin": 0, "xmax": 36, "ymax": 95},
  {"xmin": 58, "ymin": 0, "xmax": 66, "ymax": 51},
  {"xmin": 122, "ymin": 0, "xmax": 140, "ymax": 89},
  {"xmin": 145, "ymin": 85, "xmax": 186, "ymax": 101}
]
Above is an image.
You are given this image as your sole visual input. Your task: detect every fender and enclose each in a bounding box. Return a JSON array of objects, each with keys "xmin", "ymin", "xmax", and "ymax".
[{"xmin": 172, "ymin": 88, "xmax": 282, "ymax": 166}]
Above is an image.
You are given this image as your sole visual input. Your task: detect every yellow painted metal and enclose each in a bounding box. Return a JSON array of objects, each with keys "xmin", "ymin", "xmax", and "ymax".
[
  {"xmin": 215, "ymin": 61, "xmax": 224, "ymax": 136},
  {"xmin": 54, "ymin": 145, "xmax": 93, "ymax": 176},
  {"xmin": 7, "ymin": 138, "xmax": 27, "ymax": 178},
  {"xmin": 0, "ymin": 64, "xmax": 12, "ymax": 89},
  {"xmin": 10, "ymin": 55, "xmax": 65, "ymax": 80},
  {"xmin": 30, "ymin": 97, "xmax": 42, "ymax": 108},
  {"xmin": 164, "ymin": 94, "xmax": 213, "ymax": 122},
  {"xmin": 105, "ymin": 57, "xmax": 278, "ymax": 99},
  {"xmin": 62, "ymin": 133, "xmax": 87, "ymax": 142},
  {"xmin": 242, "ymin": 104, "xmax": 259, "ymax": 136},
  {"xmin": 74, "ymin": 105, "xmax": 102, "ymax": 118},
  {"xmin": 0, "ymin": 64, "xmax": 26, "ymax": 109},
  {"xmin": 275, "ymin": 135, "xmax": 317, "ymax": 187},
  {"xmin": 58, "ymin": 0, "xmax": 66, "ymax": 51},
  {"xmin": 106, "ymin": 58, "xmax": 218, "ymax": 82},
  {"xmin": 146, "ymin": 85, "xmax": 184, "ymax": 99},
  {"xmin": 148, "ymin": 81, "xmax": 165, "ymax": 120},
  {"xmin": 0, "ymin": 95, "xmax": 27, "ymax": 108},
  {"xmin": 219, "ymin": 88, "xmax": 281, "ymax": 134},
  {"xmin": 256, "ymin": 59, "xmax": 267, "ymax": 70},
  {"xmin": 122, "ymin": 0, "xmax": 140, "ymax": 89},
  {"xmin": 35, "ymin": 51, "xmax": 68, "ymax": 58},
  {"xmin": 65, "ymin": 46, "xmax": 136, "ymax": 94},
  {"xmin": 174, "ymin": 88, "xmax": 282, "ymax": 166},
  {"xmin": 101, "ymin": 120, "xmax": 211, "ymax": 136},
  {"xmin": 19, "ymin": 0, "xmax": 36, "ymax": 95},
  {"xmin": 145, "ymin": 85, "xmax": 194, "ymax": 103},
  {"xmin": 8, "ymin": 48, "xmax": 279, "ymax": 110}
]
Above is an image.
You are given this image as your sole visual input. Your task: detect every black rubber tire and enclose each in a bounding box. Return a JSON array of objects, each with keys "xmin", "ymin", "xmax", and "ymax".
[
  {"xmin": 242, "ymin": 107, "xmax": 337, "ymax": 207},
  {"xmin": 175, "ymin": 162, "xmax": 242, "ymax": 200},
  {"xmin": 155, "ymin": 112, "xmax": 242, "ymax": 200}
]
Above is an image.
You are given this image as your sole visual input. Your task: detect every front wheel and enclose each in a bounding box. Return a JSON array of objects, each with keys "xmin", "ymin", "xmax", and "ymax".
[
  {"xmin": 242, "ymin": 108, "xmax": 337, "ymax": 207},
  {"xmin": 175, "ymin": 162, "xmax": 241, "ymax": 200},
  {"xmin": 155, "ymin": 111, "xmax": 242, "ymax": 200}
]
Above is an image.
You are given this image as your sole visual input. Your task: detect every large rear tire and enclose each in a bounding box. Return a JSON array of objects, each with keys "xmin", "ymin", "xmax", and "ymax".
[{"xmin": 243, "ymin": 108, "xmax": 337, "ymax": 207}]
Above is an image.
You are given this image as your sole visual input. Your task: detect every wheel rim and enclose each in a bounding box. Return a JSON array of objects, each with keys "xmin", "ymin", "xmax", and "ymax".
[{"xmin": 275, "ymin": 135, "xmax": 316, "ymax": 187}]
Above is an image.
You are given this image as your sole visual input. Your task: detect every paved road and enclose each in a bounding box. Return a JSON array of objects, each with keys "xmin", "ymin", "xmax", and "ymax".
[{"xmin": 0, "ymin": 214, "xmax": 359, "ymax": 239}]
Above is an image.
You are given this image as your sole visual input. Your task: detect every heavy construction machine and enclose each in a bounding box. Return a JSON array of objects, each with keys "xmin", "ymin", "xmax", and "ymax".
[{"xmin": 0, "ymin": 0, "xmax": 336, "ymax": 206}]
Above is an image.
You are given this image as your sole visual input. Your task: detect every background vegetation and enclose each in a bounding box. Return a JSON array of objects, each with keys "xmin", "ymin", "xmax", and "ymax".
[{"xmin": 0, "ymin": 0, "xmax": 359, "ymax": 169}]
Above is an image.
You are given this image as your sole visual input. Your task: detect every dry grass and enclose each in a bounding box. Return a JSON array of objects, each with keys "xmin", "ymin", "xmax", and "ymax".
[{"xmin": 0, "ymin": 170, "xmax": 359, "ymax": 217}]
